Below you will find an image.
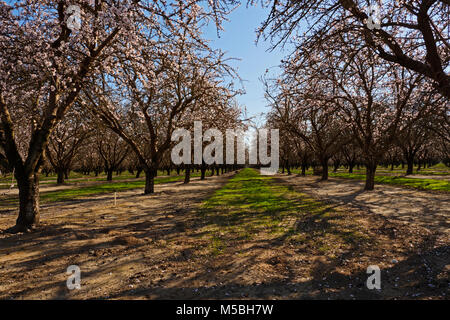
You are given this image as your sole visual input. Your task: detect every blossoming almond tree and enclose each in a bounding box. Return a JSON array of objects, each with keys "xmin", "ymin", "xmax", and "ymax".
[
  {"xmin": 45, "ymin": 104, "xmax": 91, "ymax": 184},
  {"xmin": 266, "ymin": 27, "xmax": 445, "ymax": 189},
  {"xmin": 187, "ymin": 87, "xmax": 244, "ymax": 182},
  {"xmin": 309, "ymin": 37, "xmax": 444, "ymax": 190},
  {"xmin": 85, "ymin": 5, "xmax": 240, "ymax": 194},
  {"xmin": 0, "ymin": 1, "xmax": 136, "ymax": 232},
  {"xmin": 256, "ymin": 0, "xmax": 450, "ymax": 99},
  {"xmin": 263, "ymin": 70, "xmax": 346, "ymax": 181},
  {"xmin": 94, "ymin": 125, "xmax": 130, "ymax": 181},
  {"xmin": 0, "ymin": 0, "xmax": 234, "ymax": 232}
]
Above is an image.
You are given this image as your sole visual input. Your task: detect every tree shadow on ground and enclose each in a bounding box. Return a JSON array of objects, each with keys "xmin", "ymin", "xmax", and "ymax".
[
  {"xmin": 103, "ymin": 242, "xmax": 449, "ymax": 300},
  {"xmin": 0, "ymin": 172, "xmax": 447, "ymax": 300}
]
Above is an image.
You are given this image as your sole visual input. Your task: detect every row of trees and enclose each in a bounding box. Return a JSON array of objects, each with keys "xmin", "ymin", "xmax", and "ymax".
[
  {"xmin": 1, "ymin": 0, "xmax": 449, "ymax": 232},
  {"xmin": 14, "ymin": 114, "xmax": 244, "ymax": 183},
  {"xmin": 0, "ymin": 0, "xmax": 243, "ymax": 232},
  {"xmin": 275, "ymin": 125, "xmax": 448, "ymax": 177},
  {"xmin": 262, "ymin": 0, "xmax": 449, "ymax": 190}
]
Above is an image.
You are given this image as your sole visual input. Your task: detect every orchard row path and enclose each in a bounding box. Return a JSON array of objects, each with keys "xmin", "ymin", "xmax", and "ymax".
[{"xmin": 275, "ymin": 174, "xmax": 449, "ymax": 238}]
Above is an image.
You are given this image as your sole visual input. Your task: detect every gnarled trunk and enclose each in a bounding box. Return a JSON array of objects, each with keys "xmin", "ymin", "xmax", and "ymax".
[
  {"xmin": 15, "ymin": 173, "xmax": 40, "ymax": 232},
  {"xmin": 364, "ymin": 163, "xmax": 377, "ymax": 191},
  {"xmin": 144, "ymin": 168, "xmax": 156, "ymax": 194}
]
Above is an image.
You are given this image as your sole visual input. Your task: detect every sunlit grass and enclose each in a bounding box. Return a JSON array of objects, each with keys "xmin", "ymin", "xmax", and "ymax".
[
  {"xmin": 0, "ymin": 170, "xmax": 169, "ymax": 186},
  {"xmin": 198, "ymin": 168, "xmax": 370, "ymax": 256},
  {"xmin": 0, "ymin": 171, "xmax": 201, "ymax": 207},
  {"xmin": 329, "ymin": 172, "xmax": 450, "ymax": 192}
]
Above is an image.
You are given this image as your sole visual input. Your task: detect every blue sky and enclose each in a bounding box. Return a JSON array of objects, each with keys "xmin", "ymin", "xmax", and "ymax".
[{"xmin": 204, "ymin": 3, "xmax": 291, "ymax": 122}]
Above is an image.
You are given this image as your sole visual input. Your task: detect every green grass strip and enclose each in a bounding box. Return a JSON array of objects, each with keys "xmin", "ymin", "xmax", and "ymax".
[
  {"xmin": 198, "ymin": 168, "xmax": 370, "ymax": 256},
  {"xmin": 1, "ymin": 172, "xmax": 201, "ymax": 206},
  {"xmin": 329, "ymin": 172, "xmax": 450, "ymax": 192}
]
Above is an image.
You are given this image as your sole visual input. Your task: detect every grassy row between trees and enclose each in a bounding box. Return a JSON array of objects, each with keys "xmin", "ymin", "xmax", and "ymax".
[
  {"xmin": 197, "ymin": 168, "xmax": 370, "ymax": 256},
  {"xmin": 0, "ymin": 170, "xmax": 170, "ymax": 187},
  {"xmin": 284, "ymin": 166, "xmax": 449, "ymax": 192},
  {"xmin": 0, "ymin": 172, "xmax": 201, "ymax": 209},
  {"xmin": 328, "ymin": 173, "xmax": 450, "ymax": 192}
]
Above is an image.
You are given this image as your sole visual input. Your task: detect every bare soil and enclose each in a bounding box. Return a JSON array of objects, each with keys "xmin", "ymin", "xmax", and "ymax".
[{"xmin": 277, "ymin": 175, "xmax": 449, "ymax": 236}]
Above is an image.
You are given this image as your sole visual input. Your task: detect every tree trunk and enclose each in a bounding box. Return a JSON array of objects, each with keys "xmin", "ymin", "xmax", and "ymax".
[
  {"xmin": 106, "ymin": 169, "xmax": 113, "ymax": 181},
  {"xmin": 184, "ymin": 165, "xmax": 191, "ymax": 184},
  {"xmin": 301, "ymin": 163, "xmax": 307, "ymax": 176},
  {"xmin": 406, "ymin": 157, "xmax": 414, "ymax": 175},
  {"xmin": 348, "ymin": 162, "xmax": 354, "ymax": 173},
  {"xmin": 320, "ymin": 158, "xmax": 329, "ymax": 181},
  {"xmin": 57, "ymin": 170, "xmax": 64, "ymax": 184},
  {"xmin": 144, "ymin": 168, "xmax": 155, "ymax": 194},
  {"xmin": 135, "ymin": 168, "xmax": 142, "ymax": 179},
  {"xmin": 200, "ymin": 163, "xmax": 206, "ymax": 180},
  {"xmin": 333, "ymin": 161, "xmax": 340, "ymax": 173},
  {"xmin": 14, "ymin": 173, "xmax": 40, "ymax": 232},
  {"xmin": 364, "ymin": 163, "xmax": 377, "ymax": 191}
]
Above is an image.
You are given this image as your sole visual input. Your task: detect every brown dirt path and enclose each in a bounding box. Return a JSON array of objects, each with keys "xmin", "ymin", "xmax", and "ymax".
[
  {"xmin": 275, "ymin": 174, "xmax": 449, "ymax": 237},
  {"xmin": 0, "ymin": 173, "xmax": 235, "ymax": 299}
]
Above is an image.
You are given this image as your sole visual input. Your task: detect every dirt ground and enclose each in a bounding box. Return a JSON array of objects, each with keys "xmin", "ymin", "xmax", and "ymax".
[
  {"xmin": 276, "ymin": 175, "xmax": 449, "ymax": 237},
  {"xmin": 407, "ymin": 174, "xmax": 450, "ymax": 181},
  {"xmin": 0, "ymin": 172, "xmax": 448, "ymax": 300}
]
